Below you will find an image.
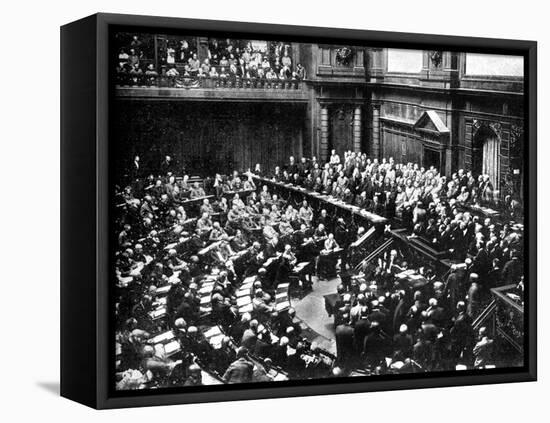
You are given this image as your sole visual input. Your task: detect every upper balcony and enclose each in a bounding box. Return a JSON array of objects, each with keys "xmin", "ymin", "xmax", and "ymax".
[
  {"xmin": 115, "ymin": 73, "xmax": 309, "ymax": 102},
  {"xmin": 114, "ymin": 33, "xmax": 311, "ymax": 102}
]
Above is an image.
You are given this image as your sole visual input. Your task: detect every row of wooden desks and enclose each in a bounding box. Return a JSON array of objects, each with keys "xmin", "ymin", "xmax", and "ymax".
[
  {"xmin": 251, "ymin": 176, "xmax": 388, "ymax": 226},
  {"xmin": 235, "ymin": 275, "xmax": 292, "ymax": 316}
]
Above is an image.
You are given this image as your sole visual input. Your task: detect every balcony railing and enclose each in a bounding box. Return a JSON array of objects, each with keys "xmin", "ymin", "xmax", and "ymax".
[{"xmin": 115, "ymin": 73, "xmax": 303, "ymax": 90}]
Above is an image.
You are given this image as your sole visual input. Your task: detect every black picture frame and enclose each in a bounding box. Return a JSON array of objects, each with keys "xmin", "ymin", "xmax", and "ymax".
[{"xmin": 61, "ymin": 12, "xmax": 537, "ymax": 409}]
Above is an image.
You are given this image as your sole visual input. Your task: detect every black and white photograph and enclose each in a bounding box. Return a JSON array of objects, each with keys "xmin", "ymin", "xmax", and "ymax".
[
  {"xmin": 111, "ymin": 29, "xmax": 528, "ymax": 391},
  {"xmin": 3, "ymin": 0, "xmax": 548, "ymax": 419}
]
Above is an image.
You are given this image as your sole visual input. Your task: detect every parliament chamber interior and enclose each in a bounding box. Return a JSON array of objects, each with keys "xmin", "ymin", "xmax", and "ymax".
[{"xmin": 112, "ymin": 32, "xmax": 526, "ymax": 389}]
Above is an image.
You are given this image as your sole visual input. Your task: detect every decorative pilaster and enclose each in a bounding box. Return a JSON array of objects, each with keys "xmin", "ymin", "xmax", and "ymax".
[
  {"xmin": 353, "ymin": 106, "xmax": 362, "ymax": 153},
  {"xmin": 372, "ymin": 103, "xmax": 381, "ymax": 159},
  {"xmin": 320, "ymin": 104, "xmax": 329, "ymax": 161}
]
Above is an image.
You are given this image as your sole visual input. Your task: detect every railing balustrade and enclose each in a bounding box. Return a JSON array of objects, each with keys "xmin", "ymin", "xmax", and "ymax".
[{"xmin": 116, "ymin": 72, "xmax": 302, "ymax": 90}]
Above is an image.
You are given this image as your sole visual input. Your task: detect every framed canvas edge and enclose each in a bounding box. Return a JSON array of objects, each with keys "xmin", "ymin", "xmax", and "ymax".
[{"xmin": 87, "ymin": 12, "xmax": 537, "ymax": 409}]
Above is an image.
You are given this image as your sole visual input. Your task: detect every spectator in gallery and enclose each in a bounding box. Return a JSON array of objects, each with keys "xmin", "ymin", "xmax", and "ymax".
[
  {"xmin": 248, "ymin": 65, "xmax": 259, "ymax": 79},
  {"xmin": 178, "ymin": 39, "xmax": 190, "ymax": 61},
  {"xmin": 166, "ymin": 47, "xmax": 176, "ymax": 65},
  {"xmin": 241, "ymin": 48, "xmax": 251, "ymax": 64},
  {"xmin": 281, "ymin": 51, "xmax": 292, "ymax": 68},
  {"xmin": 145, "ymin": 64, "xmax": 158, "ymax": 76},
  {"xmin": 128, "ymin": 48, "xmax": 140, "ymax": 67},
  {"xmin": 129, "ymin": 63, "xmax": 142, "ymax": 76},
  {"xmin": 118, "ymin": 48, "xmax": 129, "ymax": 64},
  {"xmin": 219, "ymin": 55, "xmax": 229, "ymax": 68},
  {"xmin": 257, "ymin": 67, "xmax": 265, "ymax": 80},
  {"xmin": 179, "ymin": 65, "xmax": 190, "ymax": 77},
  {"xmin": 235, "ymin": 58, "xmax": 246, "ymax": 77},
  {"xmin": 279, "ymin": 65, "xmax": 291, "ymax": 79},
  {"xmin": 130, "ymin": 35, "xmax": 142, "ymax": 50},
  {"xmin": 116, "ymin": 62, "xmax": 129, "ymax": 76},
  {"xmin": 166, "ymin": 66, "xmax": 179, "ymax": 77},
  {"xmin": 229, "ymin": 63, "xmax": 238, "ymax": 78},
  {"xmin": 209, "ymin": 66, "xmax": 219, "ymax": 78},
  {"xmin": 200, "ymin": 58, "xmax": 211, "ymax": 75},
  {"xmin": 266, "ymin": 68, "xmax": 277, "ymax": 80},
  {"xmin": 188, "ymin": 53, "xmax": 200, "ymax": 75},
  {"xmin": 295, "ymin": 63, "xmax": 306, "ymax": 79}
]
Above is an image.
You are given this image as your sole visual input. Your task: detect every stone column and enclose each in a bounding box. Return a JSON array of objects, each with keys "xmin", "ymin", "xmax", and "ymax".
[
  {"xmin": 372, "ymin": 103, "xmax": 381, "ymax": 159},
  {"xmin": 320, "ymin": 104, "xmax": 329, "ymax": 162},
  {"xmin": 353, "ymin": 105, "xmax": 362, "ymax": 153}
]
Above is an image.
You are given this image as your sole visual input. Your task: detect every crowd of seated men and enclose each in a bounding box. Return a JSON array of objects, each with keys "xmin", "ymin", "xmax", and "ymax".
[
  {"xmin": 116, "ymin": 34, "xmax": 306, "ymax": 86},
  {"xmin": 114, "ymin": 148, "xmax": 525, "ymax": 388},
  {"xmin": 114, "ymin": 160, "xmax": 348, "ymax": 389},
  {"xmin": 254, "ymin": 150, "xmax": 525, "ymax": 374}
]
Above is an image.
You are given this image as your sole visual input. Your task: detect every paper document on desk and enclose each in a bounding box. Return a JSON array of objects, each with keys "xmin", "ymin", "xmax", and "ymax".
[{"xmin": 237, "ymin": 296, "xmax": 252, "ymax": 307}]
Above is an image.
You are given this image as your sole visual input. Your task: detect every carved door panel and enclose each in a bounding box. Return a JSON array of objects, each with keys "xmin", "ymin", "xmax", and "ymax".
[{"xmin": 329, "ymin": 106, "xmax": 353, "ymax": 157}]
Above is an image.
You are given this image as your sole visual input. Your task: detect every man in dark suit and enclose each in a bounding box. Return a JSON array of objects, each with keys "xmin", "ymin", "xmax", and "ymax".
[
  {"xmin": 487, "ymin": 258, "xmax": 502, "ymax": 290},
  {"xmin": 316, "ymin": 209, "xmax": 333, "ymax": 233},
  {"xmin": 160, "ymin": 155, "xmax": 173, "ymax": 175},
  {"xmin": 222, "ymin": 347, "xmax": 254, "ymax": 384},
  {"xmin": 264, "ymin": 237, "xmax": 280, "ymax": 260},
  {"xmin": 335, "ymin": 320, "xmax": 355, "ymax": 368},
  {"xmin": 298, "ymin": 157, "xmax": 310, "ymax": 177},
  {"xmin": 131, "ymin": 155, "xmax": 141, "ymax": 180},
  {"xmin": 393, "ymin": 324, "xmax": 413, "ymax": 361},
  {"xmin": 287, "ymin": 156, "xmax": 298, "ymax": 176},
  {"xmin": 473, "ymin": 327, "xmax": 494, "ymax": 368},
  {"xmin": 472, "ymin": 241, "xmax": 491, "ymax": 278},
  {"xmin": 450, "ymin": 301, "xmax": 475, "ymax": 365},
  {"xmin": 362, "ymin": 321, "xmax": 388, "ymax": 367},
  {"xmin": 353, "ymin": 309, "xmax": 371, "ymax": 354},
  {"xmin": 445, "ymin": 264, "xmax": 468, "ymax": 310},
  {"xmin": 502, "ymin": 251, "xmax": 523, "ymax": 285}
]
